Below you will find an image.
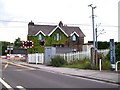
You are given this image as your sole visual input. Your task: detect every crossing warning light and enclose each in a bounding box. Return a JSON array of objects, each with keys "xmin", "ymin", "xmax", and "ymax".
[{"xmin": 22, "ymin": 40, "xmax": 34, "ymax": 48}]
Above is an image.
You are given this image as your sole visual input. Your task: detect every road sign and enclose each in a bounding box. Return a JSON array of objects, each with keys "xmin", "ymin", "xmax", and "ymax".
[
  {"xmin": 22, "ymin": 40, "xmax": 34, "ymax": 48},
  {"xmin": 7, "ymin": 46, "xmax": 13, "ymax": 50},
  {"xmin": 110, "ymin": 39, "xmax": 115, "ymax": 68}
]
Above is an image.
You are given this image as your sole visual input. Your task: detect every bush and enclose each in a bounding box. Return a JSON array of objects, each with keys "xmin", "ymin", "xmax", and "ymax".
[
  {"xmin": 102, "ymin": 60, "xmax": 112, "ymax": 70},
  {"xmin": 83, "ymin": 60, "xmax": 91, "ymax": 69},
  {"xmin": 63, "ymin": 59, "xmax": 92, "ymax": 69},
  {"xmin": 115, "ymin": 42, "xmax": 120, "ymax": 62},
  {"xmin": 51, "ymin": 55, "xmax": 66, "ymax": 67}
]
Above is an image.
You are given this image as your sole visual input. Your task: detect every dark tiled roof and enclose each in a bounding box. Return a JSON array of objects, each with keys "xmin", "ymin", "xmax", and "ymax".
[
  {"xmin": 28, "ymin": 25, "xmax": 56, "ymax": 36},
  {"xmin": 62, "ymin": 26, "xmax": 85, "ymax": 37},
  {"xmin": 28, "ymin": 22, "xmax": 85, "ymax": 37},
  {"xmin": 12, "ymin": 48, "xmax": 27, "ymax": 54}
]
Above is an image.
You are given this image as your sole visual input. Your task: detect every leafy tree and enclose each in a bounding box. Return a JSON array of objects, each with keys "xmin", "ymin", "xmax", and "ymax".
[
  {"xmin": 88, "ymin": 41, "xmax": 117, "ymax": 50},
  {"xmin": 106, "ymin": 42, "xmax": 120, "ymax": 62},
  {"xmin": 1, "ymin": 41, "xmax": 11, "ymax": 55},
  {"xmin": 14, "ymin": 37, "xmax": 22, "ymax": 49},
  {"xmin": 97, "ymin": 41, "xmax": 109, "ymax": 49},
  {"xmin": 115, "ymin": 42, "xmax": 120, "ymax": 62}
]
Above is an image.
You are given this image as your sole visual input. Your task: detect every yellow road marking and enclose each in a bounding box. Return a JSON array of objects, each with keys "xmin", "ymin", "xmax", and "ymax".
[
  {"xmin": 4, "ymin": 62, "xmax": 8, "ymax": 69},
  {"xmin": 2, "ymin": 60, "xmax": 35, "ymax": 70}
]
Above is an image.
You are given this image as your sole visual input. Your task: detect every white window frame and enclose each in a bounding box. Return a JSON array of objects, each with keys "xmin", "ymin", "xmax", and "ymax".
[
  {"xmin": 72, "ymin": 34, "xmax": 77, "ymax": 41},
  {"xmin": 38, "ymin": 34, "xmax": 42, "ymax": 40}
]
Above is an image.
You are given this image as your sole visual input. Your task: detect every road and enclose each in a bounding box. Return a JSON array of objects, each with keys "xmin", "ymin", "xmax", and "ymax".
[{"xmin": 1, "ymin": 62, "xmax": 119, "ymax": 90}]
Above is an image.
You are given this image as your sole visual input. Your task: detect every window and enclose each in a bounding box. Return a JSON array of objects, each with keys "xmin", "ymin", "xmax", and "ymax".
[
  {"xmin": 54, "ymin": 33, "xmax": 62, "ymax": 41},
  {"xmin": 40, "ymin": 40, "xmax": 45, "ymax": 46},
  {"xmin": 38, "ymin": 34, "xmax": 45, "ymax": 46},
  {"xmin": 57, "ymin": 33, "xmax": 59, "ymax": 41},
  {"xmin": 54, "ymin": 35, "xmax": 56, "ymax": 40},
  {"xmin": 38, "ymin": 34, "xmax": 42, "ymax": 40},
  {"xmin": 72, "ymin": 34, "xmax": 76, "ymax": 41},
  {"xmin": 60, "ymin": 35, "xmax": 62, "ymax": 40}
]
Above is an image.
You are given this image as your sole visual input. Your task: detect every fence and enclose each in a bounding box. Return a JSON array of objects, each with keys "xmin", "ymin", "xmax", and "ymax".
[
  {"xmin": 28, "ymin": 53, "xmax": 44, "ymax": 64},
  {"xmin": 56, "ymin": 51, "xmax": 90, "ymax": 62},
  {"xmin": 56, "ymin": 49, "xmax": 109, "ymax": 62},
  {"xmin": 8, "ymin": 54, "xmax": 27, "ymax": 61},
  {"xmin": 97, "ymin": 49, "xmax": 109, "ymax": 56}
]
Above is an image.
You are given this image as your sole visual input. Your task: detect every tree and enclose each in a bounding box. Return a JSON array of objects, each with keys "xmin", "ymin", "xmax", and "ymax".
[
  {"xmin": 14, "ymin": 37, "xmax": 22, "ymax": 49},
  {"xmin": 1, "ymin": 41, "xmax": 11, "ymax": 55},
  {"xmin": 106, "ymin": 42, "xmax": 120, "ymax": 62},
  {"xmin": 115, "ymin": 42, "xmax": 120, "ymax": 62}
]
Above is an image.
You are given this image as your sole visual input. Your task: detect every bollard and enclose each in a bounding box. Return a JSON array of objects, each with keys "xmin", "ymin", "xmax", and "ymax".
[
  {"xmin": 115, "ymin": 61, "xmax": 120, "ymax": 71},
  {"xmin": 99, "ymin": 59, "xmax": 102, "ymax": 71}
]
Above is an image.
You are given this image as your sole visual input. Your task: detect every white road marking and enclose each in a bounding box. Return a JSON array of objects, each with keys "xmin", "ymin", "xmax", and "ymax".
[
  {"xmin": 0, "ymin": 77, "xmax": 12, "ymax": 89},
  {"xmin": 16, "ymin": 86, "xmax": 26, "ymax": 90},
  {"xmin": 15, "ymin": 69, "xmax": 23, "ymax": 71}
]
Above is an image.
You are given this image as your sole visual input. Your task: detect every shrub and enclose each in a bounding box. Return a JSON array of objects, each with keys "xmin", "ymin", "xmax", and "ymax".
[
  {"xmin": 51, "ymin": 55, "xmax": 66, "ymax": 67},
  {"xmin": 102, "ymin": 60, "xmax": 112, "ymax": 70},
  {"xmin": 64, "ymin": 59, "xmax": 92, "ymax": 69},
  {"xmin": 83, "ymin": 60, "xmax": 91, "ymax": 69},
  {"xmin": 115, "ymin": 42, "xmax": 120, "ymax": 62}
]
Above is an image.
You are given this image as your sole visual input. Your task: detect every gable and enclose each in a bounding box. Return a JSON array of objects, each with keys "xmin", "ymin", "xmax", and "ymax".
[
  {"xmin": 70, "ymin": 31, "xmax": 79, "ymax": 37},
  {"xmin": 48, "ymin": 26, "xmax": 68, "ymax": 37},
  {"xmin": 28, "ymin": 24, "xmax": 56, "ymax": 36},
  {"xmin": 62, "ymin": 26, "xmax": 85, "ymax": 37},
  {"xmin": 35, "ymin": 30, "xmax": 46, "ymax": 36}
]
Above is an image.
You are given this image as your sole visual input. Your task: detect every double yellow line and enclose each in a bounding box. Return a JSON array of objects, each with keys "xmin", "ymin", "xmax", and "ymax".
[{"xmin": 2, "ymin": 60, "xmax": 35, "ymax": 70}]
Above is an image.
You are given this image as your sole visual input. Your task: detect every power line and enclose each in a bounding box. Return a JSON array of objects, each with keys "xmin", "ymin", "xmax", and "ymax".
[
  {"xmin": 0, "ymin": 19, "xmax": 119, "ymax": 28},
  {"xmin": 0, "ymin": 20, "xmax": 28, "ymax": 23}
]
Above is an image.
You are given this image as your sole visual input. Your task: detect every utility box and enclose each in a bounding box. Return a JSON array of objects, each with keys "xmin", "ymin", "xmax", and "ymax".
[{"xmin": 44, "ymin": 47, "xmax": 56, "ymax": 65}]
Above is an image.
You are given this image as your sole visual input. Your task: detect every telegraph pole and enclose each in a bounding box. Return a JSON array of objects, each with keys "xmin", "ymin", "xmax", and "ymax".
[
  {"xmin": 88, "ymin": 4, "xmax": 96, "ymax": 65},
  {"xmin": 88, "ymin": 4, "xmax": 96, "ymax": 49},
  {"xmin": 95, "ymin": 24, "xmax": 98, "ymax": 65}
]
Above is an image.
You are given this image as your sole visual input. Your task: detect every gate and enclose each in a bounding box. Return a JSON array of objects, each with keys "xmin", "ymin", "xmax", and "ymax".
[{"xmin": 28, "ymin": 53, "xmax": 44, "ymax": 64}]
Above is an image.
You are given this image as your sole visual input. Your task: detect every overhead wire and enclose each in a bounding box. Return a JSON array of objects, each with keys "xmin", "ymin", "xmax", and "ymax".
[{"xmin": 0, "ymin": 19, "xmax": 119, "ymax": 30}]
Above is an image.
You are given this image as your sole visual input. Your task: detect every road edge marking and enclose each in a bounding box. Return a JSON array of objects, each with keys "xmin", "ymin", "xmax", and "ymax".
[
  {"xmin": 2, "ymin": 60, "xmax": 34, "ymax": 70},
  {"xmin": 0, "ymin": 77, "xmax": 12, "ymax": 88}
]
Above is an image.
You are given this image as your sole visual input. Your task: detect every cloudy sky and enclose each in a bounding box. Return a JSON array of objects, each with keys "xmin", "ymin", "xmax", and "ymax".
[{"xmin": 0, "ymin": 0, "xmax": 119, "ymax": 43}]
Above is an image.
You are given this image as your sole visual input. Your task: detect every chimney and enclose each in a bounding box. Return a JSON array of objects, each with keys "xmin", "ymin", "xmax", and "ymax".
[
  {"xmin": 28, "ymin": 20, "xmax": 34, "ymax": 26},
  {"xmin": 58, "ymin": 21, "xmax": 63, "ymax": 27}
]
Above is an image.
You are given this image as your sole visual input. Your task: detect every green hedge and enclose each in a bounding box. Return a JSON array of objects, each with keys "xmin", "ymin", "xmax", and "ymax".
[{"xmin": 51, "ymin": 55, "xmax": 67, "ymax": 67}]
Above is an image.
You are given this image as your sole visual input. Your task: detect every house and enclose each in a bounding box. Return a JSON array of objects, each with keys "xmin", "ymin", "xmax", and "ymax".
[
  {"xmin": 12, "ymin": 48, "xmax": 27, "ymax": 55},
  {"xmin": 27, "ymin": 21, "xmax": 85, "ymax": 53}
]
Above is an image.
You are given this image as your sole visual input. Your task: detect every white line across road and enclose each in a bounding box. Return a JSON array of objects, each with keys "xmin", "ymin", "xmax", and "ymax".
[
  {"xmin": 0, "ymin": 77, "xmax": 13, "ymax": 89},
  {"xmin": 0, "ymin": 78, "xmax": 26, "ymax": 90},
  {"xmin": 16, "ymin": 86, "xmax": 26, "ymax": 90}
]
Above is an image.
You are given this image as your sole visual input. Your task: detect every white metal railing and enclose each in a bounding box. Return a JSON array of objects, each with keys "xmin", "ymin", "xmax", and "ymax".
[
  {"xmin": 115, "ymin": 61, "xmax": 120, "ymax": 71},
  {"xmin": 99, "ymin": 59, "xmax": 102, "ymax": 71}
]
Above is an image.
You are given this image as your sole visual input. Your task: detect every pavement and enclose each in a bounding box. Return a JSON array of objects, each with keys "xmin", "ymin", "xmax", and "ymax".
[{"xmin": 2, "ymin": 59, "xmax": 120, "ymax": 85}]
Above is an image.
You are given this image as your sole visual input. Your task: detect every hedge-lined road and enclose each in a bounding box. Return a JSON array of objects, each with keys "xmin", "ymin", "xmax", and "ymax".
[{"xmin": 1, "ymin": 61, "xmax": 118, "ymax": 89}]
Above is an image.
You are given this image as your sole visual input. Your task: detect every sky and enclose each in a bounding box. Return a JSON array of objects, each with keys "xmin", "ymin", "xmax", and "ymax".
[{"xmin": 0, "ymin": 0, "xmax": 119, "ymax": 43}]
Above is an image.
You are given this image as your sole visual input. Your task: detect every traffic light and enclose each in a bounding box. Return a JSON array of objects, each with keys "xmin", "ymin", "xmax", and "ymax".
[{"xmin": 22, "ymin": 40, "xmax": 34, "ymax": 48}]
